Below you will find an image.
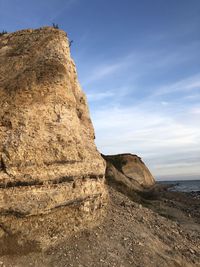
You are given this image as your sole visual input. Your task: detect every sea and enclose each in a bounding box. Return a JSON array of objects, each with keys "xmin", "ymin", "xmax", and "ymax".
[{"xmin": 159, "ymin": 180, "xmax": 200, "ymax": 193}]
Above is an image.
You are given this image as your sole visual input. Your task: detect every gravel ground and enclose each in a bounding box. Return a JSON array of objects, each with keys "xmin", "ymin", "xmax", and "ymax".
[{"xmin": 0, "ymin": 185, "xmax": 200, "ymax": 267}]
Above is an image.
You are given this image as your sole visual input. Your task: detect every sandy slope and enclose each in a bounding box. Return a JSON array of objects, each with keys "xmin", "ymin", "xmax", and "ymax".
[{"xmin": 0, "ymin": 184, "xmax": 199, "ymax": 267}]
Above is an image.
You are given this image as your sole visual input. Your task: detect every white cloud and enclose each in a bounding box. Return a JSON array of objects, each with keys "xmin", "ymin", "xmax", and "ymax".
[
  {"xmin": 161, "ymin": 101, "xmax": 169, "ymax": 106},
  {"xmin": 92, "ymin": 102, "xmax": 200, "ymax": 179},
  {"xmin": 82, "ymin": 62, "xmax": 126, "ymax": 86},
  {"xmin": 154, "ymin": 73, "xmax": 200, "ymax": 96},
  {"xmin": 190, "ymin": 107, "xmax": 200, "ymax": 114},
  {"xmin": 77, "ymin": 37, "xmax": 200, "ymax": 180}
]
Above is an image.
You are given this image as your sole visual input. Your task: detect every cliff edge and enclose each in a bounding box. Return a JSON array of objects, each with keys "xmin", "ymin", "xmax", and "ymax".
[{"xmin": 103, "ymin": 153, "xmax": 155, "ymax": 192}]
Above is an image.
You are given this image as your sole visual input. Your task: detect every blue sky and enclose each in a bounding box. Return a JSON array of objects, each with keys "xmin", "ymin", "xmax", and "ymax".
[{"xmin": 0, "ymin": 0, "xmax": 200, "ymax": 180}]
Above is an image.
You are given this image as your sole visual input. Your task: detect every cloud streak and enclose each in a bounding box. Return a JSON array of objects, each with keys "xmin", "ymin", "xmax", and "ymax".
[
  {"xmin": 82, "ymin": 60, "xmax": 131, "ymax": 86},
  {"xmin": 91, "ymin": 95, "xmax": 200, "ymax": 179},
  {"xmin": 79, "ymin": 39, "xmax": 200, "ymax": 180},
  {"xmin": 153, "ymin": 73, "xmax": 200, "ymax": 97},
  {"xmin": 87, "ymin": 91, "xmax": 114, "ymax": 102}
]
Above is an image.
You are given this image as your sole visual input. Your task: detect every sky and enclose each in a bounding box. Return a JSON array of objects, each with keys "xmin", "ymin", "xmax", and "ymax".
[{"xmin": 0, "ymin": 0, "xmax": 200, "ymax": 180}]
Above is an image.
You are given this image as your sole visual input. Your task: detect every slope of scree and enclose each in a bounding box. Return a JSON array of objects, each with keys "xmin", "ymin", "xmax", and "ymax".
[
  {"xmin": 0, "ymin": 186, "xmax": 199, "ymax": 267},
  {"xmin": 0, "ymin": 27, "xmax": 107, "ymax": 248}
]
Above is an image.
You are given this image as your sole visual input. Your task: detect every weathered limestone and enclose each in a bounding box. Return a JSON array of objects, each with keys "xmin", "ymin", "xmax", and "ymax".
[
  {"xmin": 0, "ymin": 27, "xmax": 107, "ymax": 247},
  {"xmin": 103, "ymin": 154, "xmax": 155, "ymax": 191}
]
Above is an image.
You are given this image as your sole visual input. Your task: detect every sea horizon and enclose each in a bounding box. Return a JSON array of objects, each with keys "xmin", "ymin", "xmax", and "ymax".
[
  {"xmin": 158, "ymin": 179, "xmax": 200, "ymax": 192},
  {"xmin": 156, "ymin": 175, "xmax": 200, "ymax": 182}
]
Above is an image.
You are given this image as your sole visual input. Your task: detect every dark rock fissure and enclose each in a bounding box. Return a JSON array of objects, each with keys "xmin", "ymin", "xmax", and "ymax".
[
  {"xmin": 7, "ymin": 160, "xmax": 82, "ymax": 169},
  {"xmin": 0, "ymin": 156, "xmax": 6, "ymax": 172},
  {"xmin": 0, "ymin": 174, "xmax": 104, "ymax": 189},
  {"xmin": 0, "ymin": 180, "xmax": 43, "ymax": 189},
  {"xmin": 0, "ymin": 194, "xmax": 102, "ymax": 218},
  {"xmin": 44, "ymin": 160, "xmax": 81, "ymax": 166}
]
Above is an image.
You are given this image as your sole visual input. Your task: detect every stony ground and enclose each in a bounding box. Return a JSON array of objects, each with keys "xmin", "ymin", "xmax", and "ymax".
[{"xmin": 0, "ymin": 184, "xmax": 200, "ymax": 267}]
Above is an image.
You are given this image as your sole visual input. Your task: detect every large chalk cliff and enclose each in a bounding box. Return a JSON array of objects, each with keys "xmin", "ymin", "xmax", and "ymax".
[{"xmin": 0, "ymin": 27, "xmax": 107, "ymax": 248}]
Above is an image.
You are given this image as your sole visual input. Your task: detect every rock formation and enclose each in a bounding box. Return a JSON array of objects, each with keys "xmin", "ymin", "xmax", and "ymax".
[
  {"xmin": 103, "ymin": 154, "xmax": 155, "ymax": 191},
  {"xmin": 0, "ymin": 27, "xmax": 107, "ymax": 248}
]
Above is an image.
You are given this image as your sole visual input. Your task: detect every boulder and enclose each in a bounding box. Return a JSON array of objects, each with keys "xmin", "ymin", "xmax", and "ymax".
[{"xmin": 0, "ymin": 27, "xmax": 107, "ymax": 248}]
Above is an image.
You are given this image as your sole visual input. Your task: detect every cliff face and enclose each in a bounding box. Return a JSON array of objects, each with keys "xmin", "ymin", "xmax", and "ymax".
[
  {"xmin": 103, "ymin": 154, "xmax": 155, "ymax": 191},
  {"xmin": 0, "ymin": 27, "xmax": 107, "ymax": 247}
]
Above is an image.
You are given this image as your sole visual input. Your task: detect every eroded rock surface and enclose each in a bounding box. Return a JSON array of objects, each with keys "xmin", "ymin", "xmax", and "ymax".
[
  {"xmin": 0, "ymin": 27, "xmax": 107, "ymax": 248},
  {"xmin": 103, "ymin": 153, "xmax": 155, "ymax": 191}
]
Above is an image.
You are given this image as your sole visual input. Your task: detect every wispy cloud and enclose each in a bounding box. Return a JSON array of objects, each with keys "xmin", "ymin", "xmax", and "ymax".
[
  {"xmin": 82, "ymin": 61, "xmax": 129, "ymax": 86},
  {"xmin": 91, "ymin": 100, "xmax": 200, "ymax": 179},
  {"xmin": 87, "ymin": 91, "xmax": 114, "ymax": 101},
  {"xmin": 190, "ymin": 107, "xmax": 200, "ymax": 115},
  {"xmin": 74, "ymin": 20, "xmax": 200, "ymax": 180},
  {"xmin": 154, "ymin": 73, "xmax": 200, "ymax": 96},
  {"xmin": 80, "ymin": 42, "xmax": 200, "ymax": 179},
  {"xmin": 79, "ymin": 38, "xmax": 200, "ymax": 97}
]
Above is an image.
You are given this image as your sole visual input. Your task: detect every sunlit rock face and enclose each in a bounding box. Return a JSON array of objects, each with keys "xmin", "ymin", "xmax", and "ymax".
[
  {"xmin": 0, "ymin": 27, "xmax": 107, "ymax": 248},
  {"xmin": 103, "ymin": 153, "xmax": 155, "ymax": 191}
]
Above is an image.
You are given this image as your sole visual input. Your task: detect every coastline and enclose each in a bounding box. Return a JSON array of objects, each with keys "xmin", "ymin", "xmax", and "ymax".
[{"xmin": 140, "ymin": 181, "xmax": 200, "ymax": 227}]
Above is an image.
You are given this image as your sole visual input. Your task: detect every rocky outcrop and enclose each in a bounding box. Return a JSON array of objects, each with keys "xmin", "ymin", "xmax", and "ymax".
[
  {"xmin": 0, "ymin": 27, "xmax": 107, "ymax": 247},
  {"xmin": 103, "ymin": 154, "xmax": 155, "ymax": 191}
]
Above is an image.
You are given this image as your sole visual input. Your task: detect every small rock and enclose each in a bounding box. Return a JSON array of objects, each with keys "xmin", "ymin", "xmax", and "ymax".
[
  {"xmin": 0, "ymin": 228, "xmax": 5, "ymax": 238},
  {"xmin": 189, "ymin": 248, "xmax": 195, "ymax": 254},
  {"xmin": 120, "ymin": 201, "xmax": 126, "ymax": 207}
]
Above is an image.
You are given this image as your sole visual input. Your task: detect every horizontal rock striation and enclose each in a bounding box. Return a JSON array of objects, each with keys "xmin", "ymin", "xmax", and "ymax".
[{"xmin": 0, "ymin": 27, "xmax": 107, "ymax": 247}]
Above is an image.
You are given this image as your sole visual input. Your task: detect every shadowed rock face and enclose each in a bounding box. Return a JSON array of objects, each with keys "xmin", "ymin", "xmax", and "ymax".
[
  {"xmin": 0, "ymin": 27, "xmax": 107, "ymax": 247},
  {"xmin": 103, "ymin": 153, "xmax": 155, "ymax": 191}
]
